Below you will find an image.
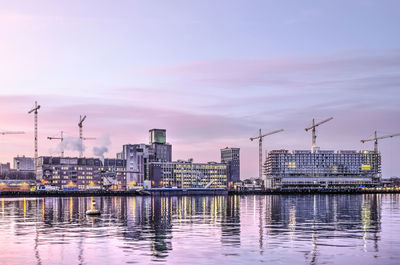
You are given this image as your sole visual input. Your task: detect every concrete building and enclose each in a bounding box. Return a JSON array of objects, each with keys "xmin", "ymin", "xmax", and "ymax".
[
  {"xmin": 117, "ymin": 129, "xmax": 172, "ymax": 188},
  {"xmin": 149, "ymin": 159, "xmax": 228, "ymax": 188},
  {"xmin": 36, "ymin": 156, "xmax": 127, "ymax": 190},
  {"xmin": 264, "ymin": 149, "xmax": 381, "ymax": 188},
  {"xmin": 13, "ymin": 156, "xmax": 34, "ymax": 171},
  {"xmin": 118, "ymin": 144, "xmax": 146, "ymax": 189},
  {"xmin": 221, "ymin": 147, "xmax": 240, "ymax": 183}
]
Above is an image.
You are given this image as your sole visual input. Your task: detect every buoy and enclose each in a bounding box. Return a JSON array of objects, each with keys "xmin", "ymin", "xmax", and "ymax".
[{"xmin": 86, "ymin": 199, "xmax": 101, "ymax": 215}]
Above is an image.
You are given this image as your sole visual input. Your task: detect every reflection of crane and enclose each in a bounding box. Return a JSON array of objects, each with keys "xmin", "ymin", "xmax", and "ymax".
[
  {"xmin": 250, "ymin": 129, "xmax": 284, "ymax": 183},
  {"xmin": 47, "ymin": 131, "xmax": 64, "ymax": 157},
  {"xmin": 0, "ymin": 131, "xmax": 25, "ymax": 135},
  {"xmin": 305, "ymin": 117, "xmax": 333, "ymax": 149},
  {"xmin": 28, "ymin": 101, "xmax": 41, "ymax": 172},
  {"xmin": 361, "ymin": 131, "xmax": 400, "ymax": 152},
  {"xmin": 78, "ymin": 115, "xmax": 96, "ymax": 157}
]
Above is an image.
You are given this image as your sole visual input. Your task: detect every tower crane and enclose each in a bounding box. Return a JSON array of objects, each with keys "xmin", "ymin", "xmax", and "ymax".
[
  {"xmin": 305, "ymin": 117, "xmax": 333, "ymax": 149},
  {"xmin": 28, "ymin": 101, "xmax": 40, "ymax": 172},
  {"xmin": 361, "ymin": 131, "xmax": 400, "ymax": 152},
  {"xmin": 78, "ymin": 115, "xmax": 96, "ymax": 157},
  {"xmin": 250, "ymin": 129, "xmax": 284, "ymax": 184},
  {"xmin": 47, "ymin": 131, "xmax": 64, "ymax": 157},
  {"xmin": 0, "ymin": 131, "xmax": 25, "ymax": 135}
]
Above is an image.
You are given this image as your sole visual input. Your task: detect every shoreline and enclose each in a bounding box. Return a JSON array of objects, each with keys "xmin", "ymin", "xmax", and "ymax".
[{"xmin": 0, "ymin": 188, "xmax": 399, "ymax": 198}]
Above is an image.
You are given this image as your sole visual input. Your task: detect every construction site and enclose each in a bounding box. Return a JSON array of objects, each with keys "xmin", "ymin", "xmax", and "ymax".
[{"xmin": 1, "ymin": 101, "xmax": 400, "ymax": 193}]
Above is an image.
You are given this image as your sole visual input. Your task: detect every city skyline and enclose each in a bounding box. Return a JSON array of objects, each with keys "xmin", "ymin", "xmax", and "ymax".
[{"xmin": 1, "ymin": 1, "xmax": 399, "ymax": 178}]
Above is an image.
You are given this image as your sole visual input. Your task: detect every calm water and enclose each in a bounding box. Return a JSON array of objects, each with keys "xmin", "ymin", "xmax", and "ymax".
[{"xmin": 0, "ymin": 194, "xmax": 399, "ymax": 265}]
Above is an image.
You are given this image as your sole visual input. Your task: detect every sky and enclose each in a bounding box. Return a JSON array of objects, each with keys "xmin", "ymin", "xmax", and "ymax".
[{"xmin": 0, "ymin": 0, "xmax": 399, "ymax": 179}]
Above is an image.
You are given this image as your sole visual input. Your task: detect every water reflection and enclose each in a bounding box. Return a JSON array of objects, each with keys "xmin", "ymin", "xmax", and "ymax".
[{"xmin": 0, "ymin": 194, "xmax": 399, "ymax": 265}]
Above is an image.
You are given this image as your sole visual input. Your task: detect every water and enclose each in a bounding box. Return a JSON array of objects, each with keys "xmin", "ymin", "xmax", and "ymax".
[{"xmin": 0, "ymin": 194, "xmax": 399, "ymax": 265}]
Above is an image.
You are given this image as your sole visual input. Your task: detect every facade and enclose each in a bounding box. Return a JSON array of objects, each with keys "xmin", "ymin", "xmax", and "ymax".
[
  {"xmin": 13, "ymin": 156, "xmax": 34, "ymax": 171},
  {"xmin": 221, "ymin": 147, "xmax": 240, "ymax": 183},
  {"xmin": 36, "ymin": 156, "xmax": 127, "ymax": 190},
  {"xmin": 264, "ymin": 149, "xmax": 381, "ymax": 188},
  {"xmin": 118, "ymin": 144, "xmax": 146, "ymax": 188},
  {"xmin": 149, "ymin": 159, "xmax": 228, "ymax": 188}
]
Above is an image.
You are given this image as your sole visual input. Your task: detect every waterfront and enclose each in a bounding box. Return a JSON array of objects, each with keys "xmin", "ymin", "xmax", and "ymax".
[{"xmin": 0, "ymin": 195, "xmax": 399, "ymax": 265}]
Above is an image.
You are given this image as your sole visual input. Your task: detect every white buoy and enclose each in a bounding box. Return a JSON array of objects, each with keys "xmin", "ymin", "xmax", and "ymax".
[{"xmin": 86, "ymin": 199, "xmax": 101, "ymax": 215}]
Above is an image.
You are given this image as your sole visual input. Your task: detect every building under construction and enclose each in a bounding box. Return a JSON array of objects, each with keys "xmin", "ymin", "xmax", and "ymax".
[{"xmin": 264, "ymin": 149, "xmax": 381, "ymax": 188}]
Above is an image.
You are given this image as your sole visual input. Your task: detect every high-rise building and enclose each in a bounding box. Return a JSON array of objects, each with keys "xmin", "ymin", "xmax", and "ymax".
[
  {"xmin": 221, "ymin": 147, "xmax": 240, "ymax": 183},
  {"xmin": 117, "ymin": 129, "xmax": 172, "ymax": 188},
  {"xmin": 118, "ymin": 144, "xmax": 146, "ymax": 188},
  {"xmin": 264, "ymin": 149, "xmax": 381, "ymax": 188}
]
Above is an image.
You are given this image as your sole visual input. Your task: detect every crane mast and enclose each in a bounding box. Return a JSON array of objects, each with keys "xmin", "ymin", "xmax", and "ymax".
[
  {"xmin": 47, "ymin": 131, "xmax": 64, "ymax": 157},
  {"xmin": 78, "ymin": 115, "xmax": 86, "ymax": 158},
  {"xmin": 28, "ymin": 101, "xmax": 40, "ymax": 173},
  {"xmin": 305, "ymin": 117, "xmax": 333, "ymax": 150},
  {"xmin": 250, "ymin": 129, "xmax": 284, "ymax": 186}
]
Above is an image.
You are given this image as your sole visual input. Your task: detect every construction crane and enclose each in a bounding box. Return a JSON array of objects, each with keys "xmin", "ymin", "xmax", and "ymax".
[
  {"xmin": 361, "ymin": 131, "xmax": 400, "ymax": 152},
  {"xmin": 250, "ymin": 129, "xmax": 284, "ymax": 183},
  {"xmin": 78, "ymin": 115, "xmax": 96, "ymax": 157},
  {"xmin": 305, "ymin": 117, "xmax": 333, "ymax": 149},
  {"xmin": 47, "ymin": 131, "xmax": 64, "ymax": 157},
  {"xmin": 0, "ymin": 131, "xmax": 25, "ymax": 135},
  {"xmin": 28, "ymin": 101, "xmax": 40, "ymax": 172}
]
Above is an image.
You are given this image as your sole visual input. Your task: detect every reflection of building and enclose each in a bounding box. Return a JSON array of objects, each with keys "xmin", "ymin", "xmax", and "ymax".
[
  {"xmin": 36, "ymin": 156, "xmax": 126, "ymax": 190},
  {"xmin": 265, "ymin": 150, "xmax": 381, "ymax": 188},
  {"xmin": 149, "ymin": 160, "xmax": 228, "ymax": 188},
  {"xmin": 221, "ymin": 147, "xmax": 240, "ymax": 183}
]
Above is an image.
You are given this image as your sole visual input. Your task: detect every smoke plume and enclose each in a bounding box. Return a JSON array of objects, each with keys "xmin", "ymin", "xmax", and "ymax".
[{"xmin": 93, "ymin": 134, "xmax": 111, "ymax": 159}]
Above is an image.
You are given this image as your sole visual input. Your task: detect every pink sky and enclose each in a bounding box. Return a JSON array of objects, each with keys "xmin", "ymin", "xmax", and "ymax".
[{"xmin": 1, "ymin": 1, "xmax": 400, "ymax": 178}]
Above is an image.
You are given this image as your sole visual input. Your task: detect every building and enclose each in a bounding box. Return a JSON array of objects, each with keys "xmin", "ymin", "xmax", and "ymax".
[
  {"xmin": 118, "ymin": 144, "xmax": 146, "ymax": 189},
  {"xmin": 221, "ymin": 147, "xmax": 240, "ymax": 183},
  {"xmin": 117, "ymin": 129, "xmax": 172, "ymax": 188},
  {"xmin": 149, "ymin": 159, "xmax": 228, "ymax": 188},
  {"xmin": 264, "ymin": 149, "xmax": 381, "ymax": 188},
  {"xmin": 36, "ymin": 156, "xmax": 127, "ymax": 190},
  {"xmin": 0, "ymin": 162, "xmax": 10, "ymax": 175},
  {"xmin": 13, "ymin": 156, "xmax": 34, "ymax": 171}
]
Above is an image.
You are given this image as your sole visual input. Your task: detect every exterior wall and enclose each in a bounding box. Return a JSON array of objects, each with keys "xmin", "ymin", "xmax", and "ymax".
[
  {"xmin": 120, "ymin": 144, "xmax": 145, "ymax": 188},
  {"xmin": 13, "ymin": 156, "xmax": 34, "ymax": 171},
  {"xmin": 149, "ymin": 161, "xmax": 228, "ymax": 188},
  {"xmin": 264, "ymin": 149, "xmax": 381, "ymax": 187},
  {"xmin": 221, "ymin": 147, "xmax": 240, "ymax": 183},
  {"xmin": 37, "ymin": 157, "xmax": 126, "ymax": 190}
]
